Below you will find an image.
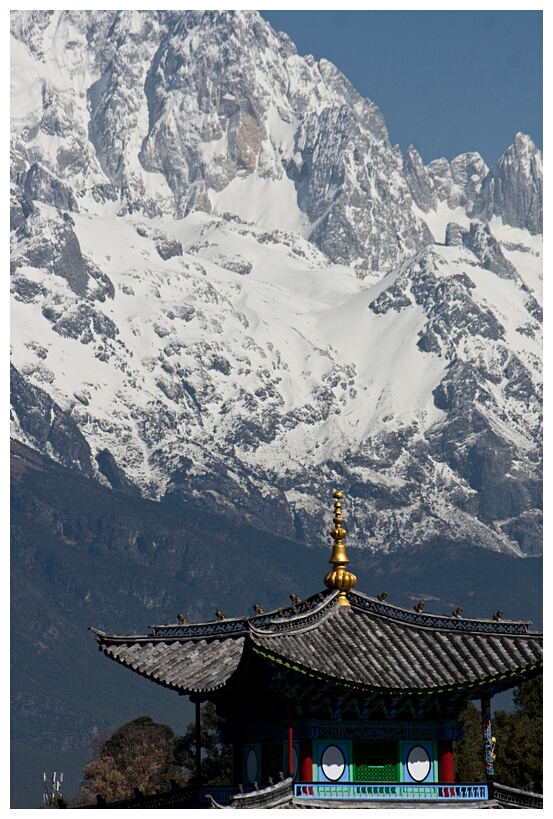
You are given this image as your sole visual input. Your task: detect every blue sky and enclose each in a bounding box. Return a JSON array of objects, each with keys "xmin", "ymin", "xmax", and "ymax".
[{"xmin": 260, "ymin": 10, "xmax": 542, "ymax": 169}]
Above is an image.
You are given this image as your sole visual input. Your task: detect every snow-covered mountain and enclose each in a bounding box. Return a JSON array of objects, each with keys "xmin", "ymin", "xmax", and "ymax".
[{"xmin": 10, "ymin": 9, "xmax": 542, "ymax": 558}]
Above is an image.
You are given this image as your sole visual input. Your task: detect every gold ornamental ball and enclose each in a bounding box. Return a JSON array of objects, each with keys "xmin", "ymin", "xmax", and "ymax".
[{"xmin": 324, "ymin": 568, "xmax": 357, "ymax": 593}]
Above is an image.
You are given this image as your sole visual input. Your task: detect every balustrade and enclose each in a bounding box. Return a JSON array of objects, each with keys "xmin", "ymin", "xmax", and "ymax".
[{"xmin": 293, "ymin": 782, "xmax": 489, "ymax": 801}]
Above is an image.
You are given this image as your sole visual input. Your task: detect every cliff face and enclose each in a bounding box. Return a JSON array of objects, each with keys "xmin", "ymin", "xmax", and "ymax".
[
  {"xmin": 10, "ymin": 9, "xmax": 542, "ymax": 559},
  {"xmin": 475, "ymin": 132, "xmax": 543, "ymax": 234},
  {"xmin": 10, "ymin": 10, "xmax": 432, "ymax": 273}
]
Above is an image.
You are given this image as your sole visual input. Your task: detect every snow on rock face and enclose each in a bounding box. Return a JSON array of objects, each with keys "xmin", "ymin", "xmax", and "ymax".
[
  {"xmin": 476, "ymin": 133, "xmax": 543, "ymax": 234},
  {"xmin": 424, "ymin": 152, "xmax": 489, "ymax": 212},
  {"xmin": 10, "ymin": 9, "xmax": 432, "ymax": 275},
  {"xmin": 10, "ymin": 9, "xmax": 542, "ymax": 557},
  {"xmin": 403, "ymin": 145, "xmax": 438, "ymax": 213},
  {"xmin": 460, "ymin": 222, "xmax": 519, "ymax": 280}
]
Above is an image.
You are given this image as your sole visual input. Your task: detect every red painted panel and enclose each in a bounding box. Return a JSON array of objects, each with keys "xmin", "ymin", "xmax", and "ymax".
[
  {"xmin": 438, "ymin": 740, "xmax": 454, "ymax": 782},
  {"xmin": 300, "ymin": 738, "xmax": 313, "ymax": 781}
]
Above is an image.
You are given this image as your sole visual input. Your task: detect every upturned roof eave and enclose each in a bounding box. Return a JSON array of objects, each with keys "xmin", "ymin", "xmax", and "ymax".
[
  {"xmin": 94, "ymin": 632, "xmax": 245, "ymax": 695},
  {"xmin": 250, "ymin": 643, "xmax": 543, "ymax": 698},
  {"xmin": 90, "ymin": 585, "xmax": 540, "ymax": 645},
  {"xmin": 90, "ymin": 589, "xmax": 342, "ymax": 643}
]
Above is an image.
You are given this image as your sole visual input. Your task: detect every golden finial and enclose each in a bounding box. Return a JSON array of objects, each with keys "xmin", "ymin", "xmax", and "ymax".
[{"xmin": 324, "ymin": 490, "xmax": 357, "ymax": 606}]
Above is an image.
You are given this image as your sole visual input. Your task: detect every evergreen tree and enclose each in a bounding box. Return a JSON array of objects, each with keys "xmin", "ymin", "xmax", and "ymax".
[
  {"xmin": 454, "ymin": 677, "xmax": 542, "ymax": 793},
  {"xmin": 173, "ymin": 701, "xmax": 233, "ymax": 787},
  {"xmin": 454, "ymin": 701, "xmax": 486, "ymax": 783},
  {"xmin": 78, "ymin": 705, "xmax": 232, "ymax": 804},
  {"xmin": 494, "ymin": 676, "xmax": 542, "ymax": 793}
]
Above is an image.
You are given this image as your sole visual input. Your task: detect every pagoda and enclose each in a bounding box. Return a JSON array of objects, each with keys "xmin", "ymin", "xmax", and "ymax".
[{"xmin": 92, "ymin": 491, "xmax": 542, "ymax": 808}]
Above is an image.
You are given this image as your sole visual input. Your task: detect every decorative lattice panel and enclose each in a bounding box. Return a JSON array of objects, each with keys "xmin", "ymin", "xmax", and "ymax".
[
  {"xmin": 353, "ymin": 740, "xmax": 398, "ymax": 783},
  {"xmin": 262, "ymin": 742, "xmax": 284, "ymax": 785}
]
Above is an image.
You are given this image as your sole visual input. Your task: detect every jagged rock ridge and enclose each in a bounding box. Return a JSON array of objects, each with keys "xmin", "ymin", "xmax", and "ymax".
[{"xmin": 10, "ymin": 9, "xmax": 542, "ymax": 558}]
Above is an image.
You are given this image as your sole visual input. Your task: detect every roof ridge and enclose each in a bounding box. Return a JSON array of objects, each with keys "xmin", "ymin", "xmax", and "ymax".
[
  {"xmin": 140, "ymin": 590, "xmax": 338, "ymax": 639},
  {"xmin": 248, "ymin": 590, "xmax": 340, "ymax": 636},
  {"xmin": 348, "ymin": 592, "xmax": 536, "ymax": 635}
]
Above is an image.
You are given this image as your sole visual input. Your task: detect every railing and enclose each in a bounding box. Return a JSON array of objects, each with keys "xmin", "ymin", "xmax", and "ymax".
[
  {"xmin": 77, "ymin": 784, "xmax": 198, "ymax": 808},
  {"xmin": 77, "ymin": 781, "xmax": 542, "ymax": 809},
  {"xmin": 493, "ymin": 782, "xmax": 543, "ymax": 809},
  {"xmin": 204, "ymin": 779, "xmax": 295, "ymax": 808},
  {"xmin": 199, "ymin": 786, "xmax": 241, "ymax": 804},
  {"xmin": 293, "ymin": 782, "xmax": 489, "ymax": 802}
]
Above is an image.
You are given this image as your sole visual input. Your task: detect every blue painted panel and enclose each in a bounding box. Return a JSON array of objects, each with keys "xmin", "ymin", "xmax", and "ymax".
[
  {"xmin": 400, "ymin": 742, "xmax": 437, "ymax": 783},
  {"xmin": 315, "ymin": 740, "xmax": 351, "ymax": 783},
  {"xmin": 243, "ymin": 744, "xmax": 261, "ymax": 784}
]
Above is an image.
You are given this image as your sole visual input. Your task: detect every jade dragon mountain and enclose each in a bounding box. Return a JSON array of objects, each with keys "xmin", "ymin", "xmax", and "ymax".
[
  {"xmin": 11, "ymin": 9, "xmax": 542, "ymax": 556},
  {"xmin": 10, "ymin": 10, "xmax": 542, "ymax": 804}
]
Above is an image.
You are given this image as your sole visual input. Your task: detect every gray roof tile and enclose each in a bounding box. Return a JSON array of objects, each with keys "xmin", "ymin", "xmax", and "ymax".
[
  {"xmin": 93, "ymin": 589, "xmax": 542, "ymax": 696},
  {"xmin": 250, "ymin": 603, "xmax": 542, "ymax": 692},
  {"xmin": 95, "ymin": 635, "xmax": 245, "ymax": 693}
]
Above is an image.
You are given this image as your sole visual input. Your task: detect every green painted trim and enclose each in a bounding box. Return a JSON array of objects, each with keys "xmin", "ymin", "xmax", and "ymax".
[
  {"xmin": 250, "ymin": 645, "xmax": 542, "ymax": 698},
  {"xmin": 351, "ymin": 739, "xmax": 399, "ymax": 783}
]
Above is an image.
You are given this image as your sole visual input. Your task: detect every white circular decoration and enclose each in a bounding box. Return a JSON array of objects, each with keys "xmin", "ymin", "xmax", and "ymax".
[
  {"xmin": 246, "ymin": 748, "xmax": 258, "ymax": 783},
  {"xmin": 292, "ymin": 745, "xmax": 299, "ymax": 778},
  {"xmin": 321, "ymin": 744, "xmax": 346, "ymax": 781},
  {"xmin": 406, "ymin": 746, "xmax": 431, "ymax": 782}
]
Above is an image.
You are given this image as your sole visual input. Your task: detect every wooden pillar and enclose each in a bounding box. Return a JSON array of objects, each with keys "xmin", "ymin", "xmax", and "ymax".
[
  {"xmin": 481, "ymin": 696, "xmax": 496, "ymax": 783},
  {"xmin": 195, "ymin": 700, "xmax": 202, "ymax": 788},
  {"xmin": 438, "ymin": 740, "xmax": 454, "ymax": 782},
  {"xmin": 299, "ymin": 738, "xmax": 312, "ymax": 782},
  {"xmin": 287, "ymin": 700, "xmax": 294, "ymax": 778}
]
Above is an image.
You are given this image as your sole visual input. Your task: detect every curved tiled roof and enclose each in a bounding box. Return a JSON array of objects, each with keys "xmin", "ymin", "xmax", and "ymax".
[
  {"xmin": 249, "ymin": 601, "xmax": 541, "ymax": 694},
  {"xmin": 93, "ymin": 589, "xmax": 542, "ymax": 697},
  {"xmin": 94, "ymin": 633, "xmax": 246, "ymax": 693}
]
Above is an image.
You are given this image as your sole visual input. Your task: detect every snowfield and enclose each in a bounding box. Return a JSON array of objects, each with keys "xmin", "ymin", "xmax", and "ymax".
[{"xmin": 10, "ymin": 10, "xmax": 542, "ymax": 557}]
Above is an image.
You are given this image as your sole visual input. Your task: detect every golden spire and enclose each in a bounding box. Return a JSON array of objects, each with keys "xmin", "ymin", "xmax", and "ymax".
[{"xmin": 324, "ymin": 490, "xmax": 357, "ymax": 606}]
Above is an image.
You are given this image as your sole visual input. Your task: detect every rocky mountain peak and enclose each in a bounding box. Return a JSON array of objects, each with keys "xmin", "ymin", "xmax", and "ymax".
[
  {"xmin": 421, "ymin": 150, "xmax": 488, "ymax": 213},
  {"xmin": 450, "ymin": 152, "xmax": 488, "ymax": 202},
  {"xmin": 475, "ymin": 133, "xmax": 542, "ymax": 234},
  {"xmin": 10, "ymin": 14, "xmax": 543, "ymax": 805},
  {"xmin": 403, "ymin": 145, "xmax": 438, "ymax": 213},
  {"xmin": 11, "ymin": 8, "xmax": 433, "ymax": 276},
  {"xmin": 10, "ymin": 9, "xmax": 542, "ymax": 562}
]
